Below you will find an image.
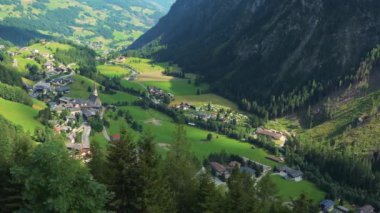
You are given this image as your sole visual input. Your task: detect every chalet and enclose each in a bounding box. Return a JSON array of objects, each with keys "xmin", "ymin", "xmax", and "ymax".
[
  {"xmin": 69, "ymin": 107, "xmax": 82, "ymax": 116},
  {"xmin": 256, "ymin": 128, "xmax": 287, "ymax": 142},
  {"xmin": 33, "ymin": 82, "xmax": 51, "ymax": 94},
  {"xmin": 320, "ymin": 200, "xmax": 334, "ymax": 212},
  {"xmin": 357, "ymin": 205, "xmax": 375, "ymax": 213},
  {"xmin": 82, "ymin": 108, "xmax": 97, "ymax": 118},
  {"xmin": 44, "ymin": 62, "xmax": 55, "ymax": 71},
  {"xmin": 111, "ymin": 134, "xmax": 121, "ymax": 142},
  {"xmin": 176, "ymin": 102, "xmax": 194, "ymax": 111},
  {"xmin": 335, "ymin": 205, "xmax": 350, "ymax": 213},
  {"xmin": 210, "ymin": 162, "xmax": 226, "ymax": 176},
  {"xmin": 31, "ymin": 49, "xmax": 39, "ymax": 55},
  {"xmin": 266, "ymin": 155, "xmax": 285, "ymax": 163},
  {"xmin": 277, "ymin": 166, "xmax": 303, "ymax": 182},
  {"xmin": 56, "ymin": 86, "xmax": 70, "ymax": 93},
  {"xmin": 239, "ymin": 167, "xmax": 256, "ymax": 178},
  {"xmin": 228, "ymin": 161, "xmax": 241, "ymax": 169}
]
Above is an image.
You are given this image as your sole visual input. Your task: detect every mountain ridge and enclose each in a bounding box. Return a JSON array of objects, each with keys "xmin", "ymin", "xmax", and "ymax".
[{"xmin": 130, "ymin": 0, "xmax": 380, "ymax": 117}]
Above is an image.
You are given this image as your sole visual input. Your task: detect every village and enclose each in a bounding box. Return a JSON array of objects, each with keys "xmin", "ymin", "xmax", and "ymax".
[{"xmin": 7, "ymin": 42, "xmax": 107, "ymax": 160}]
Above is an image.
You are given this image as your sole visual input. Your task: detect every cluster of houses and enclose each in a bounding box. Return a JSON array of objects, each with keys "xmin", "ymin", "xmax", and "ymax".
[
  {"xmin": 174, "ymin": 102, "xmax": 196, "ymax": 111},
  {"xmin": 49, "ymin": 87, "xmax": 102, "ymax": 156},
  {"xmin": 51, "ymin": 87, "xmax": 102, "ymax": 120},
  {"xmin": 177, "ymin": 103, "xmax": 249, "ymax": 126},
  {"xmin": 30, "ymin": 75, "xmax": 73, "ymax": 99},
  {"xmin": 209, "ymin": 157, "xmax": 270, "ymax": 181},
  {"xmin": 319, "ymin": 199, "xmax": 376, "ymax": 213},
  {"xmin": 147, "ymin": 86, "xmax": 174, "ymax": 104}
]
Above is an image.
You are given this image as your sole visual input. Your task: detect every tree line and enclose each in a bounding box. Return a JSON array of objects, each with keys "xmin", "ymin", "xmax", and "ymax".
[{"xmin": 0, "ymin": 116, "xmax": 319, "ymax": 212}]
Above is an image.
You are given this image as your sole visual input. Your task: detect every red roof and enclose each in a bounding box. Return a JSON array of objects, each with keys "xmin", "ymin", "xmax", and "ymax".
[
  {"xmin": 111, "ymin": 134, "xmax": 121, "ymax": 141},
  {"xmin": 256, "ymin": 128, "xmax": 284, "ymax": 140},
  {"xmin": 210, "ymin": 162, "xmax": 226, "ymax": 173}
]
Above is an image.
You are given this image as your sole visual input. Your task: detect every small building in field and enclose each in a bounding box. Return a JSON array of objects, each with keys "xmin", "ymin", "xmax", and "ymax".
[
  {"xmin": 210, "ymin": 162, "xmax": 226, "ymax": 177},
  {"xmin": 256, "ymin": 128, "xmax": 287, "ymax": 143},
  {"xmin": 357, "ymin": 205, "xmax": 375, "ymax": 213},
  {"xmin": 320, "ymin": 200, "xmax": 334, "ymax": 212},
  {"xmin": 277, "ymin": 166, "xmax": 303, "ymax": 182},
  {"xmin": 111, "ymin": 134, "xmax": 121, "ymax": 142},
  {"xmin": 335, "ymin": 205, "xmax": 349, "ymax": 213},
  {"xmin": 239, "ymin": 167, "xmax": 256, "ymax": 178}
]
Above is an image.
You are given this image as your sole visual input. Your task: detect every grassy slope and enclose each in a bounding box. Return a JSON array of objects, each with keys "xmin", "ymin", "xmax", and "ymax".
[
  {"xmin": 105, "ymin": 106, "xmax": 278, "ymax": 167},
  {"xmin": 270, "ymin": 175, "xmax": 325, "ymax": 203},
  {"xmin": 0, "ymin": 98, "xmax": 43, "ymax": 132},
  {"xmin": 97, "ymin": 64, "xmax": 131, "ymax": 77},
  {"xmin": 68, "ymin": 75, "xmax": 137, "ymax": 104}
]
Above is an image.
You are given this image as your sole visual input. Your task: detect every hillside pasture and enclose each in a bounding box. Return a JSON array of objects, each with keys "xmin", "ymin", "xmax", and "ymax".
[
  {"xmin": 97, "ymin": 64, "xmax": 131, "ymax": 77},
  {"xmin": 105, "ymin": 105, "xmax": 278, "ymax": 167},
  {"xmin": 0, "ymin": 98, "xmax": 43, "ymax": 132},
  {"xmin": 270, "ymin": 175, "xmax": 325, "ymax": 203}
]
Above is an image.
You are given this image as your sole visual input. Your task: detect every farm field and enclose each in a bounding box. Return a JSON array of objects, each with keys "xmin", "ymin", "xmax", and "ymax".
[
  {"xmin": 123, "ymin": 57, "xmax": 168, "ymax": 73},
  {"xmin": 0, "ymin": 98, "xmax": 43, "ymax": 132},
  {"xmin": 97, "ymin": 64, "xmax": 131, "ymax": 77},
  {"xmin": 106, "ymin": 105, "xmax": 278, "ymax": 167},
  {"xmin": 270, "ymin": 175, "xmax": 326, "ymax": 203}
]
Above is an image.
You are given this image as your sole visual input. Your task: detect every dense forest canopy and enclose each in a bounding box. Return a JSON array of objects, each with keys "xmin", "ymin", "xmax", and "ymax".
[{"xmin": 130, "ymin": 0, "xmax": 380, "ymax": 117}]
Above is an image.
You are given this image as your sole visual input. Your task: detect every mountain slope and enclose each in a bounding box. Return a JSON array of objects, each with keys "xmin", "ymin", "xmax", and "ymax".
[
  {"xmin": 130, "ymin": 0, "xmax": 380, "ymax": 116},
  {"xmin": 0, "ymin": 0, "xmax": 174, "ymax": 52}
]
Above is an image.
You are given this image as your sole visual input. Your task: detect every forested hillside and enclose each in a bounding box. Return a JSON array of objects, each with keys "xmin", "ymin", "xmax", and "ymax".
[
  {"xmin": 130, "ymin": 0, "xmax": 380, "ymax": 118},
  {"xmin": 0, "ymin": 0, "xmax": 174, "ymax": 52}
]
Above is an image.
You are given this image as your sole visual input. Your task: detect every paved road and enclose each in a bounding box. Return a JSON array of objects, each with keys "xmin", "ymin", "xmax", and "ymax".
[
  {"xmin": 102, "ymin": 127, "xmax": 111, "ymax": 141},
  {"xmin": 82, "ymin": 124, "xmax": 91, "ymax": 149}
]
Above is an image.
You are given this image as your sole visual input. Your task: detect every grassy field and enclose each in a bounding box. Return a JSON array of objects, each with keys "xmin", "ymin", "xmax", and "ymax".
[
  {"xmin": 14, "ymin": 56, "xmax": 41, "ymax": 73},
  {"xmin": 0, "ymin": 98, "xmax": 43, "ymax": 132},
  {"xmin": 142, "ymin": 79, "xmax": 209, "ymax": 96},
  {"xmin": 270, "ymin": 175, "xmax": 325, "ymax": 203},
  {"xmin": 97, "ymin": 64, "xmax": 131, "ymax": 77},
  {"xmin": 105, "ymin": 105, "xmax": 279, "ymax": 167},
  {"xmin": 123, "ymin": 57, "xmax": 167, "ymax": 73}
]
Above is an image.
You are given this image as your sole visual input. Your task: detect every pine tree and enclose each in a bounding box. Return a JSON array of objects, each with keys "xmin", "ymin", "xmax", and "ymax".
[
  {"xmin": 138, "ymin": 132, "xmax": 176, "ymax": 213},
  {"xmin": 195, "ymin": 173, "xmax": 223, "ymax": 213},
  {"xmin": 88, "ymin": 140, "xmax": 108, "ymax": 184},
  {"xmin": 107, "ymin": 133, "xmax": 141, "ymax": 212},
  {"xmin": 163, "ymin": 125, "xmax": 199, "ymax": 213}
]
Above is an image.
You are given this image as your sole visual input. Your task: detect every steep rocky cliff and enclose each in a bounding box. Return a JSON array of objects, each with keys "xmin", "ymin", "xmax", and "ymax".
[{"xmin": 130, "ymin": 0, "xmax": 380, "ymax": 114}]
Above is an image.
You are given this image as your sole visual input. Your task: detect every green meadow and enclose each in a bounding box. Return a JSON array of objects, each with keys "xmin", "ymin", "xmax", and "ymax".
[
  {"xmin": 124, "ymin": 57, "xmax": 167, "ymax": 73},
  {"xmin": 105, "ymin": 105, "xmax": 278, "ymax": 167},
  {"xmin": 142, "ymin": 79, "xmax": 209, "ymax": 96},
  {"xmin": 0, "ymin": 98, "xmax": 43, "ymax": 132},
  {"xmin": 97, "ymin": 64, "xmax": 131, "ymax": 77},
  {"xmin": 270, "ymin": 175, "xmax": 325, "ymax": 203}
]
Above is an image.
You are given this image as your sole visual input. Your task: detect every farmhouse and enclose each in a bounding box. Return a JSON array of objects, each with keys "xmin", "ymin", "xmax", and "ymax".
[
  {"xmin": 210, "ymin": 162, "xmax": 227, "ymax": 177},
  {"xmin": 335, "ymin": 205, "xmax": 349, "ymax": 213},
  {"xmin": 111, "ymin": 134, "xmax": 121, "ymax": 142},
  {"xmin": 277, "ymin": 166, "xmax": 303, "ymax": 182},
  {"xmin": 357, "ymin": 205, "xmax": 375, "ymax": 213},
  {"xmin": 256, "ymin": 128, "xmax": 287, "ymax": 142},
  {"xmin": 320, "ymin": 200, "xmax": 334, "ymax": 212},
  {"xmin": 239, "ymin": 167, "xmax": 256, "ymax": 178}
]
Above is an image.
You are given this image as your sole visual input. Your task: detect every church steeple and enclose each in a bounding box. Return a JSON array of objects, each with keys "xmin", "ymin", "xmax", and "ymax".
[{"xmin": 93, "ymin": 83, "xmax": 98, "ymax": 97}]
